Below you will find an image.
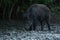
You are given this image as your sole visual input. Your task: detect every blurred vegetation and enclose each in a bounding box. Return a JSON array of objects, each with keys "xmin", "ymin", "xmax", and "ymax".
[{"xmin": 0, "ymin": 0, "xmax": 60, "ymax": 23}]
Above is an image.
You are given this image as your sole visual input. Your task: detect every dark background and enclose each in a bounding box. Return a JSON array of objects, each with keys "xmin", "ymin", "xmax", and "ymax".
[
  {"xmin": 0, "ymin": 0, "xmax": 60, "ymax": 40},
  {"xmin": 0, "ymin": 0, "xmax": 60, "ymax": 30}
]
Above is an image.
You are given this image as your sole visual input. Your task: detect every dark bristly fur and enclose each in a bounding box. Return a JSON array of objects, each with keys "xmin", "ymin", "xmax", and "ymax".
[{"xmin": 23, "ymin": 4, "xmax": 51, "ymax": 31}]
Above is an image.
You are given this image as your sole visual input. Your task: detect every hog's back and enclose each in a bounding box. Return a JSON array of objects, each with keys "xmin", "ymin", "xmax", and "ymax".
[{"xmin": 26, "ymin": 4, "xmax": 51, "ymax": 21}]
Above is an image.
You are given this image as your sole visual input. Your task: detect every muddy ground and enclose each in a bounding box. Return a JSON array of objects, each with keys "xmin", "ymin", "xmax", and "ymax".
[{"xmin": 0, "ymin": 20, "xmax": 60, "ymax": 40}]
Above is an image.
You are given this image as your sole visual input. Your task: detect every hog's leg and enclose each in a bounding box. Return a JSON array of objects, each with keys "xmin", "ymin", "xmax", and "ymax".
[
  {"xmin": 38, "ymin": 17, "xmax": 44, "ymax": 31},
  {"xmin": 46, "ymin": 18, "xmax": 51, "ymax": 31},
  {"xmin": 32, "ymin": 19, "xmax": 37, "ymax": 31},
  {"xmin": 31, "ymin": 17, "xmax": 37, "ymax": 31},
  {"xmin": 40, "ymin": 21, "xmax": 44, "ymax": 31},
  {"xmin": 29, "ymin": 17, "xmax": 37, "ymax": 31}
]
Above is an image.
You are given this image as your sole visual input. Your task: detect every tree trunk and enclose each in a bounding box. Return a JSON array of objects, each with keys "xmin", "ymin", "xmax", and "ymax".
[
  {"xmin": 7, "ymin": 3, "xmax": 11, "ymax": 20},
  {"xmin": 16, "ymin": 6, "xmax": 20, "ymax": 15},
  {"xmin": 15, "ymin": 6, "xmax": 20, "ymax": 19},
  {"xmin": 3, "ymin": 3, "xmax": 7, "ymax": 19},
  {"xmin": 9, "ymin": 3, "xmax": 15, "ymax": 21}
]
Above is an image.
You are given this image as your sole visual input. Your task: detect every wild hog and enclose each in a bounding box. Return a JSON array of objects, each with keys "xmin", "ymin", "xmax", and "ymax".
[{"xmin": 23, "ymin": 4, "xmax": 51, "ymax": 31}]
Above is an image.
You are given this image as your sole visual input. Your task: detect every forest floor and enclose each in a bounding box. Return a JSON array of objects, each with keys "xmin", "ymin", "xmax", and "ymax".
[{"xmin": 0, "ymin": 20, "xmax": 60, "ymax": 40}]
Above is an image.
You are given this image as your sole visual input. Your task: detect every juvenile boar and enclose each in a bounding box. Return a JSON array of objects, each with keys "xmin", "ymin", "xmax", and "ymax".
[{"xmin": 23, "ymin": 4, "xmax": 51, "ymax": 31}]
